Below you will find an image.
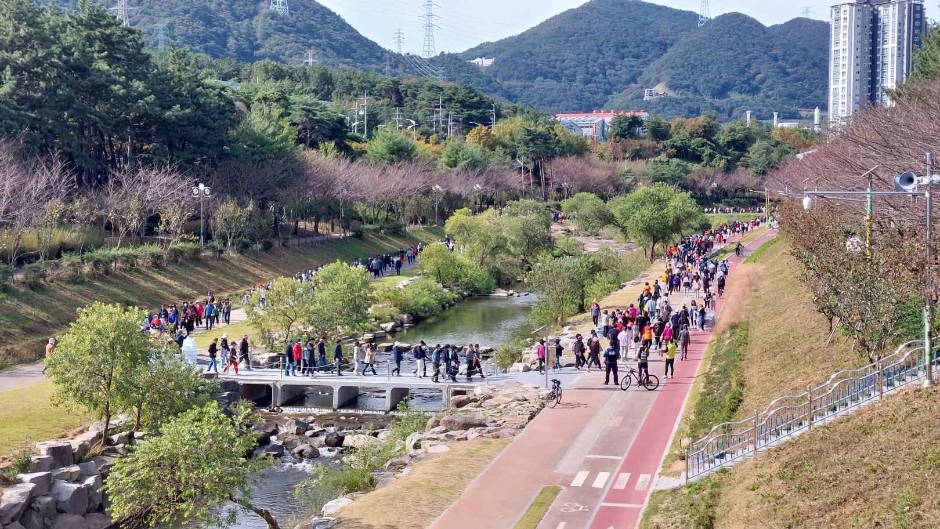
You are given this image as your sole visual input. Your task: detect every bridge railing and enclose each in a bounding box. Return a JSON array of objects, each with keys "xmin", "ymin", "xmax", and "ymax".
[{"xmin": 687, "ymin": 340, "xmax": 930, "ymax": 479}]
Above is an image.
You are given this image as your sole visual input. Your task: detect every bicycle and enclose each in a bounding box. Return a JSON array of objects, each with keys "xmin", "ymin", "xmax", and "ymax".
[
  {"xmin": 620, "ymin": 367, "xmax": 659, "ymax": 391},
  {"xmin": 546, "ymin": 378, "xmax": 563, "ymax": 408}
]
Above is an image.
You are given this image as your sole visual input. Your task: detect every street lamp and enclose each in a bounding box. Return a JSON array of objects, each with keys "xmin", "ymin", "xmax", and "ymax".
[
  {"xmin": 191, "ymin": 183, "xmax": 211, "ymax": 248},
  {"xmin": 801, "ymin": 159, "xmax": 938, "ymax": 387},
  {"xmin": 406, "ymin": 119, "xmax": 418, "ymax": 140},
  {"xmin": 473, "ymin": 183, "xmax": 483, "ymax": 213},
  {"xmin": 335, "ymin": 186, "xmax": 347, "ymax": 237},
  {"xmin": 433, "ymin": 184, "xmax": 444, "ymax": 225}
]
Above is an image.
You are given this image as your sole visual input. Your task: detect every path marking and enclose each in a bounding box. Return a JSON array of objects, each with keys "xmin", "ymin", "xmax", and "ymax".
[
  {"xmin": 600, "ymin": 503, "xmax": 645, "ymax": 508},
  {"xmin": 634, "ymin": 474, "xmax": 651, "ymax": 491},
  {"xmin": 613, "ymin": 473, "xmax": 631, "ymax": 490},
  {"xmin": 585, "ymin": 455, "xmax": 621, "ymax": 460},
  {"xmin": 555, "ymin": 523, "xmax": 567, "ymax": 529},
  {"xmin": 571, "ymin": 471, "xmax": 590, "ymax": 487},
  {"xmin": 607, "ymin": 416, "xmax": 624, "ymax": 428},
  {"xmin": 592, "ymin": 472, "xmax": 610, "ymax": 488}
]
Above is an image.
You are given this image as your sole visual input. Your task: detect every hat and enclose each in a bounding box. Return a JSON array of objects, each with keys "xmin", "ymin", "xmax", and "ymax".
[{"xmin": 222, "ymin": 333, "xmax": 228, "ymax": 339}]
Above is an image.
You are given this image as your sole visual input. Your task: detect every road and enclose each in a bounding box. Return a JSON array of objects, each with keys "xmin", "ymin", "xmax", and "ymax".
[{"xmin": 431, "ymin": 228, "xmax": 775, "ymax": 529}]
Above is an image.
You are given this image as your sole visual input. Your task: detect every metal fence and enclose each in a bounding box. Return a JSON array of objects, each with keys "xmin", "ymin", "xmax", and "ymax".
[{"xmin": 687, "ymin": 340, "xmax": 932, "ymax": 479}]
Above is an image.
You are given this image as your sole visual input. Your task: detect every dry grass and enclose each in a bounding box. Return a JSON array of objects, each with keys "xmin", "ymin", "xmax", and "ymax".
[{"xmin": 333, "ymin": 438, "xmax": 510, "ymax": 529}]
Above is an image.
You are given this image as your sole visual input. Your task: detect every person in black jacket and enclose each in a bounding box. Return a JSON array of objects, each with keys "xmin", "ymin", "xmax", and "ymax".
[
  {"xmin": 333, "ymin": 339, "xmax": 344, "ymax": 376},
  {"xmin": 603, "ymin": 343, "xmax": 620, "ymax": 385},
  {"xmin": 391, "ymin": 342, "xmax": 403, "ymax": 376}
]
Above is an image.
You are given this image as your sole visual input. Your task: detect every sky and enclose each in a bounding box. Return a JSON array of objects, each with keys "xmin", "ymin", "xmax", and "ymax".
[{"xmin": 316, "ymin": 0, "xmax": 936, "ymax": 56}]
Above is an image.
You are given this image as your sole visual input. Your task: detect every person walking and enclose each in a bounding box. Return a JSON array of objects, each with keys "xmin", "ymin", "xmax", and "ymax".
[
  {"xmin": 353, "ymin": 341, "xmax": 363, "ymax": 374},
  {"xmin": 391, "ymin": 342, "xmax": 403, "ymax": 376},
  {"xmin": 239, "ymin": 334, "xmax": 251, "ymax": 371},
  {"xmin": 224, "ymin": 340, "xmax": 241, "ymax": 374},
  {"xmin": 42, "ymin": 338, "xmax": 56, "ymax": 374},
  {"xmin": 664, "ymin": 340, "xmax": 677, "ymax": 379},
  {"xmin": 587, "ymin": 331, "xmax": 602, "ymax": 371},
  {"xmin": 603, "ymin": 342, "xmax": 620, "ymax": 386},
  {"xmin": 206, "ymin": 338, "xmax": 219, "ymax": 373},
  {"xmin": 361, "ymin": 344, "xmax": 378, "ymax": 376},
  {"xmin": 316, "ymin": 337, "xmax": 327, "ymax": 373},
  {"xmin": 302, "ymin": 339, "xmax": 315, "ymax": 376},
  {"xmin": 553, "ymin": 338, "xmax": 564, "ymax": 372},
  {"xmin": 333, "ymin": 338, "xmax": 344, "ymax": 376},
  {"xmin": 431, "ymin": 345, "xmax": 443, "ymax": 382},
  {"xmin": 573, "ymin": 334, "xmax": 587, "ymax": 370},
  {"xmin": 678, "ymin": 324, "xmax": 691, "ymax": 361},
  {"xmin": 590, "ymin": 301, "xmax": 601, "ymax": 327},
  {"xmin": 220, "ymin": 333, "xmax": 230, "ymax": 366},
  {"xmin": 284, "ymin": 341, "xmax": 295, "ymax": 376},
  {"xmin": 535, "ymin": 339, "xmax": 547, "ymax": 374}
]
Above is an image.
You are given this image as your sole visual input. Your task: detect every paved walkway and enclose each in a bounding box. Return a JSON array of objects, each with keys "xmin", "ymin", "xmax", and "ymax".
[{"xmin": 432, "ymin": 228, "xmax": 775, "ymax": 529}]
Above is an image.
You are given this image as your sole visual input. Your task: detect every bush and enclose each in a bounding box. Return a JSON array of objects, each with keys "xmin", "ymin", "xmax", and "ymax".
[
  {"xmin": 56, "ymin": 254, "xmax": 86, "ymax": 283},
  {"xmin": 235, "ymin": 237, "xmax": 251, "ymax": 252},
  {"xmin": 22, "ymin": 262, "xmax": 48, "ymax": 288},
  {"xmin": 361, "ymin": 221, "xmax": 406, "ymax": 236},
  {"xmin": 279, "ymin": 234, "xmax": 290, "ymax": 247},
  {"xmin": 261, "ymin": 239, "xmax": 275, "ymax": 252},
  {"xmin": 495, "ymin": 336, "xmax": 528, "ymax": 370},
  {"xmin": 380, "ymin": 279, "xmax": 456, "ymax": 319},
  {"xmin": 369, "ymin": 304, "xmax": 399, "ymax": 323},
  {"xmin": 0, "ymin": 262, "xmax": 10, "ymax": 289}
]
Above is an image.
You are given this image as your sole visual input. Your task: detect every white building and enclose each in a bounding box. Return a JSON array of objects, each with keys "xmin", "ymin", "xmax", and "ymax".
[
  {"xmin": 829, "ymin": 0, "xmax": 926, "ymax": 124},
  {"xmin": 469, "ymin": 57, "xmax": 495, "ymax": 67}
]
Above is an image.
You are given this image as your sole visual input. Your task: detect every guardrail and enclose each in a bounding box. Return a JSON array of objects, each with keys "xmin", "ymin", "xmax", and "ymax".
[{"xmin": 687, "ymin": 340, "xmax": 933, "ymax": 479}]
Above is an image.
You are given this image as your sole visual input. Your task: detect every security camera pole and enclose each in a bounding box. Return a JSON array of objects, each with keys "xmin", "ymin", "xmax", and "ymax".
[{"xmin": 801, "ymin": 153, "xmax": 935, "ymax": 387}]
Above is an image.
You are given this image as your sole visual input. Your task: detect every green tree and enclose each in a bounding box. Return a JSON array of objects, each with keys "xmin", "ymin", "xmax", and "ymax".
[
  {"xmin": 529, "ymin": 255, "xmax": 598, "ymax": 327},
  {"xmin": 646, "ymin": 116, "xmax": 672, "ymax": 142},
  {"xmin": 910, "ymin": 24, "xmax": 940, "ymax": 83},
  {"xmin": 445, "ymin": 209, "xmax": 505, "ymax": 268},
  {"xmin": 608, "ymin": 184, "xmax": 703, "ymax": 261},
  {"xmin": 105, "ymin": 403, "xmax": 280, "ymax": 529},
  {"xmin": 561, "ymin": 192, "xmax": 612, "ymax": 236},
  {"xmin": 439, "ymin": 139, "xmax": 489, "ymax": 170},
  {"xmin": 46, "ymin": 302, "xmax": 152, "ymax": 444},
  {"xmin": 247, "ymin": 277, "xmax": 314, "ymax": 352},
  {"xmin": 610, "ymin": 115, "xmax": 645, "ymax": 141},
  {"xmin": 366, "ymin": 128, "xmax": 417, "ymax": 164}
]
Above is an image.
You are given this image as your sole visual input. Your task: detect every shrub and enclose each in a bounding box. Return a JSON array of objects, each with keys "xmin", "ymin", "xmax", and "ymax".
[
  {"xmin": 495, "ymin": 336, "xmax": 528, "ymax": 370},
  {"xmin": 369, "ymin": 304, "xmax": 399, "ymax": 323},
  {"xmin": 380, "ymin": 279, "xmax": 456, "ymax": 319},
  {"xmin": 235, "ymin": 237, "xmax": 251, "ymax": 252},
  {"xmin": 279, "ymin": 234, "xmax": 290, "ymax": 247},
  {"xmin": 261, "ymin": 239, "xmax": 275, "ymax": 252},
  {"xmin": 0, "ymin": 262, "xmax": 11, "ymax": 289},
  {"xmin": 22, "ymin": 262, "xmax": 48, "ymax": 288},
  {"xmin": 57, "ymin": 254, "xmax": 86, "ymax": 283}
]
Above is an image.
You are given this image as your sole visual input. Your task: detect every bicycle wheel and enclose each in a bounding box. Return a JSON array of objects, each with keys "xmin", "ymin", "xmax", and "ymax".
[
  {"xmin": 643, "ymin": 375, "xmax": 660, "ymax": 391},
  {"xmin": 547, "ymin": 390, "xmax": 559, "ymax": 408},
  {"xmin": 555, "ymin": 387, "xmax": 563, "ymax": 406},
  {"xmin": 620, "ymin": 375, "xmax": 633, "ymax": 391}
]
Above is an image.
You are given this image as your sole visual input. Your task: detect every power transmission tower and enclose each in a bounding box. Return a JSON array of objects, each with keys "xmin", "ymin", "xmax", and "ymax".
[
  {"xmin": 111, "ymin": 0, "xmax": 133, "ymax": 27},
  {"xmin": 393, "ymin": 29, "xmax": 405, "ymax": 55},
  {"xmin": 270, "ymin": 0, "xmax": 289, "ymax": 17},
  {"xmin": 698, "ymin": 0, "xmax": 710, "ymax": 27},
  {"xmin": 800, "ymin": 6, "xmax": 815, "ymax": 17},
  {"xmin": 421, "ymin": 1, "xmax": 439, "ymax": 59},
  {"xmin": 393, "ymin": 108, "xmax": 404, "ymax": 130},
  {"xmin": 305, "ymin": 49, "xmax": 317, "ymax": 66},
  {"xmin": 155, "ymin": 23, "xmax": 169, "ymax": 52}
]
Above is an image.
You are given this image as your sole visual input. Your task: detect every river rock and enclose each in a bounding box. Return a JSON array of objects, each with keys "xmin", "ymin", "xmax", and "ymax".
[
  {"xmin": 306, "ymin": 517, "xmax": 336, "ymax": 529},
  {"xmin": 0, "ymin": 483, "xmax": 36, "ymax": 524},
  {"xmin": 342, "ymin": 435, "xmax": 381, "ymax": 449},
  {"xmin": 49, "ymin": 514, "xmax": 84, "ymax": 529},
  {"xmin": 451, "ymin": 395, "xmax": 473, "ymax": 409},
  {"xmin": 52, "ymin": 465, "xmax": 81, "ymax": 483},
  {"xmin": 324, "ymin": 432, "xmax": 345, "ymax": 448},
  {"xmin": 285, "ymin": 419, "xmax": 309, "ymax": 435},
  {"xmin": 27, "ymin": 456, "xmax": 52, "ymax": 473},
  {"xmin": 83, "ymin": 513, "xmax": 112, "ymax": 529},
  {"xmin": 441, "ymin": 414, "xmax": 487, "ymax": 431},
  {"xmin": 263, "ymin": 444, "xmax": 284, "ymax": 457},
  {"xmin": 291, "ymin": 445, "xmax": 320, "ymax": 459},
  {"xmin": 29, "ymin": 497, "xmax": 56, "ymax": 527},
  {"xmin": 375, "ymin": 343, "xmax": 393, "ymax": 352},
  {"xmin": 50, "ymin": 481, "xmax": 88, "ymax": 515},
  {"xmin": 426, "ymin": 444, "xmax": 450, "ymax": 454},
  {"xmin": 36, "ymin": 442, "xmax": 74, "ymax": 469},
  {"xmin": 108, "ymin": 431, "xmax": 131, "ymax": 446},
  {"xmin": 510, "ymin": 362, "xmax": 531, "ymax": 373},
  {"xmin": 378, "ymin": 322, "xmax": 397, "ymax": 333},
  {"xmin": 5, "ymin": 521, "xmax": 26, "ymax": 529},
  {"xmin": 427, "ymin": 426, "xmax": 447, "ymax": 435},
  {"xmin": 321, "ymin": 498, "xmax": 352, "ymax": 517},
  {"xmin": 424, "ymin": 416, "xmax": 440, "ymax": 431},
  {"xmin": 384, "ymin": 456, "xmax": 410, "ymax": 472},
  {"xmin": 18, "ymin": 507, "xmax": 42, "ymax": 529},
  {"xmin": 16, "ymin": 473, "xmax": 52, "ymax": 497},
  {"xmin": 83, "ymin": 474, "xmax": 103, "ymax": 512},
  {"xmin": 77, "ymin": 462, "xmax": 99, "ymax": 478},
  {"xmin": 404, "ymin": 433, "xmax": 424, "ymax": 451}
]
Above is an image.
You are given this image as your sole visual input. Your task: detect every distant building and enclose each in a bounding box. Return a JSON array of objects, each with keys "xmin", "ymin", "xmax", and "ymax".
[
  {"xmin": 829, "ymin": 0, "xmax": 926, "ymax": 124},
  {"xmin": 469, "ymin": 57, "xmax": 495, "ymax": 67},
  {"xmin": 554, "ymin": 110, "xmax": 650, "ymax": 142},
  {"xmin": 643, "ymin": 89, "xmax": 667, "ymax": 101}
]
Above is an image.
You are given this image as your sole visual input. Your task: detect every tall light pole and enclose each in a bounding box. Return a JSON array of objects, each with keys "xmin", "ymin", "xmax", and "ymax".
[
  {"xmin": 433, "ymin": 184, "xmax": 444, "ymax": 225},
  {"xmin": 336, "ymin": 186, "xmax": 347, "ymax": 237},
  {"xmin": 192, "ymin": 183, "xmax": 211, "ymax": 248},
  {"xmin": 406, "ymin": 119, "xmax": 418, "ymax": 140}
]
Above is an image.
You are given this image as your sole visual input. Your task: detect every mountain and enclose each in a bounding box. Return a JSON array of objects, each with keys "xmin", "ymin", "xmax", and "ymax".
[
  {"xmin": 433, "ymin": 0, "xmax": 829, "ymax": 119},
  {"xmin": 47, "ymin": 0, "xmax": 390, "ymax": 68}
]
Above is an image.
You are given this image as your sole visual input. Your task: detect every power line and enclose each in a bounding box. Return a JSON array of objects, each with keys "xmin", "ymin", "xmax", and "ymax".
[
  {"xmin": 270, "ymin": 0, "xmax": 289, "ymax": 17},
  {"xmin": 800, "ymin": 6, "xmax": 815, "ymax": 18},
  {"xmin": 699, "ymin": 0, "xmax": 710, "ymax": 27},
  {"xmin": 393, "ymin": 29, "xmax": 405, "ymax": 54},
  {"xmin": 421, "ymin": 0, "xmax": 439, "ymax": 59}
]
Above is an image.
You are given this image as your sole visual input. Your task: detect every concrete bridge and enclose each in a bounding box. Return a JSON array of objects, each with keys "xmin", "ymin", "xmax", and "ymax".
[{"xmin": 216, "ymin": 369, "xmax": 501, "ymax": 411}]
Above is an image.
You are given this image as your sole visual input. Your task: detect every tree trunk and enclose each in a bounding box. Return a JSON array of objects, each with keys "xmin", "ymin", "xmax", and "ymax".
[
  {"xmin": 649, "ymin": 242, "xmax": 657, "ymax": 263},
  {"xmin": 231, "ymin": 496, "xmax": 280, "ymax": 529}
]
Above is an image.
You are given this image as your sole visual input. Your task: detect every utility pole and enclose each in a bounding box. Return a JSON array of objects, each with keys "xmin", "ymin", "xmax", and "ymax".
[
  {"xmin": 421, "ymin": 0, "xmax": 439, "ymax": 59},
  {"xmin": 305, "ymin": 49, "xmax": 316, "ymax": 66},
  {"xmin": 393, "ymin": 29, "xmax": 405, "ymax": 54},
  {"xmin": 270, "ymin": 0, "xmax": 289, "ymax": 16},
  {"xmin": 354, "ymin": 93, "xmax": 370, "ymax": 139},
  {"xmin": 698, "ymin": 0, "xmax": 710, "ymax": 26},
  {"xmin": 447, "ymin": 111, "xmax": 454, "ymax": 138},
  {"xmin": 393, "ymin": 108, "xmax": 404, "ymax": 131},
  {"xmin": 491, "ymin": 103, "xmax": 497, "ymax": 130}
]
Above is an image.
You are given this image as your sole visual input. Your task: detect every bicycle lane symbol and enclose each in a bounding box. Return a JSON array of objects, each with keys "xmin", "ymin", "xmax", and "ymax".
[{"xmin": 560, "ymin": 502, "xmax": 589, "ymax": 513}]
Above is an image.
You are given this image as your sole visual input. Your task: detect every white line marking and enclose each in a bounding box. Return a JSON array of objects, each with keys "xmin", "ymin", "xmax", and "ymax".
[
  {"xmin": 635, "ymin": 474, "xmax": 651, "ymax": 491},
  {"xmin": 607, "ymin": 416, "xmax": 624, "ymax": 427},
  {"xmin": 585, "ymin": 455, "xmax": 622, "ymax": 460},
  {"xmin": 592, "ymin": 471, "xmax": 610, "ymax": 488},
  {"xmin": 614, "ymin": 472, "xmax": 631, "ymax": 490},
  {"xmin": 571, "ymin": 470, "xmax": 590, "ymax": 487},
  {"xmin": 555, "ymin": 523, "xmax": 567, "ymax": 529},
  {"xmin": 600, "ymin": 502, "xmax": 645, "ymax": 508}
]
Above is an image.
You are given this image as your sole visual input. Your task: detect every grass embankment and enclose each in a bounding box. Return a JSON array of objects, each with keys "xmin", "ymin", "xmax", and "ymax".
[
  {"xmin": 643, "ymin": 238, "xmax": 865, "ymax": 528},
  {"xmin": 334, "ymin": 438, "xmax": 511, "ymax": 529},
  {"xmin": 514, "ymin": 486, "xmax": 562, "ymax": 529},
  {"xmin": 0, "ymin": 381, "xmax": 92, "ymax": 457},
  {"xmin": 0, "ymin": 228, "xmax": 443, "ymax": 368}
]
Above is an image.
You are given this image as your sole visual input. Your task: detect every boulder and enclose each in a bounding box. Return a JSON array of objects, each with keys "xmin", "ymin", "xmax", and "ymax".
[
  {"xmin": 18, "ymin": 508, "xmax": 41, "ymax": 529},
  {"xmin": 29, "ymin": 497, "xmax": 56, "ymax": 528},
  {"xmin": 5, "ymin": 522, "xmax": 25, "ymax": 529},
  {"xmin": 496, "ymin": 429, "xmax": 516, "ymax": 439},
  {"xmin": 371, "ymin": 331, "xmax": 387, "ymax": 339},
  {"xmin": 306, "ymin": 518, "xmax": 336, "ymax": 529},
  {"xmin": 77, "ymin": 462, "xmax": 99, "ymax": 478},
  {"xmin": 378, "ymin": 322, "xmax": 397, "ymax": 333},
  {"xmin": 488, "ymin": 396, "xmax": 513, "ymax": 406},
  {"xmin": 443, "ymin": 430, "xmax": 468, "ymax": 441},
  {"xmin": 279, "ymin": 435, "xmax": 309, "ymax": 452},
  {"xmin": 304, "ymin": 428, "xmax": 326, "ymax": 438},
  {"xmin": 83, "ymin": 474, "xmax": 103, "ymax": 512},
  {"xmin": 426, "ymin": 444, "xmax": 451, "ymax": 454},
  {"xmin": 0, "ymin": 483, "xmax": 36, "ymax": 524},
  {"xmin": 342, "ymin": 435, "xmax": 381, "ymax": 449},
  {"xmin": 16, "ymin": 473, "xmax": 52, "ymax": 497},
  {"xmin": 36, "ymin": 443, "xmax": 74, "ymax": 469},
  {"xmin": 291, "ymin": 445, "xmax": 320, "ymax": 460},
  {"xmin": 107, "ymin": 431, "xmax": 131, "ymax": 447},
  {"xmin": 375, "ymin": 343, "xmax": 393, "ymax": 352},
  {"xmin": 324, "ymin": 432, "xmax": 345, "ymax": 448},
  {"xmin": 404, "ymin": 433, "xmax": 424, "ymax": 451},
  {"xmin": 27, "ymin": 457, "xmax": 53, "ymax": 474},
  {"xmin": 50, "ymin": 481, "xmax": 88, "ymax": 515},
  {"xmin": 473, "ymin": 386, "xmax": 492, "ymax": 397},
  {"xmin": 510, "ymin": 362, "xmax": 531, "ymax": 373},
  {"xmin": 321, "ymin": 498, "xmax": 353, "ymax": 517},
  {"xmin": 307, "ymin": 437, "xmax": 326, "ymax": 449},
  {"xmin": 424, "ymin": 416, "xmax": 441, "ymax": 432},
  {"xmin": 88, "ymin": 457, "xmax": 117, "ymax": 477},
  {"xmin": 466, "ymin": 428, "xmax": 485, "ymax": 441},
  {"xmin": 52, "ymin": 466, "xmax": 81, "ymax": 483},
  {"xmin": 263, "ymin": 444, "xmax": 284, "ymax": 457},
  {"xmin": 441, "ymin": 414, "xmax": 487, "ymax": 431},
  {"xmin": 427, "ymin": 426, "xmax": 447, "ymax": 435},
  {"xmin": 450, "ymin": 395, "xmax": 473, "ymax": 409},
  {"xmin": 284, "ymin": 419, "xmax": 309, "ymax": 436},
  {"xmin": 397, "ymin": 314, "xmax": 415, "ymax": 325},
  {"xmin": 83, "ymin": 513, "xmax": 112, "ymax": 529},
  {"xmin": 384, "ymin": 456, "xmax": 410, "ymax": 472},
  {"xmin": 49, "ymin": 514, "xmax": 85, "ymax": 529}
]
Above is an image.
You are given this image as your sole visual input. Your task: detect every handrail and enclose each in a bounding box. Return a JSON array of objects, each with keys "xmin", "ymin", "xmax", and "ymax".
[{"xmin": 688, "ymin": 339, "xmax": 936, "ymax": 479}]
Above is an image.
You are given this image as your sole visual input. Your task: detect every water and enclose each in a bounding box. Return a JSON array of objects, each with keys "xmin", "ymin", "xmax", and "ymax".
[{"xmin": 227, "ymin": 461, "xmax": 315, "ymax": 529}]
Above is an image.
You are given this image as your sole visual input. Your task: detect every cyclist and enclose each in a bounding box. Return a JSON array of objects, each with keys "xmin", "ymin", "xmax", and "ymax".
[
  {"xmin": 637, "ymin": 345, "xmax": 651, "ymax": 385},
  {"xmin": 603, "ymin": 342, "xmax": 620, "ymax": 386}
]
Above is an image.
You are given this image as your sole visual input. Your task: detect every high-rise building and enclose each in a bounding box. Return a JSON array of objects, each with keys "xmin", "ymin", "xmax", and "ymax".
[{"xmin": 828, "ymin": 0, "xmax": 926, "ymax": 124}]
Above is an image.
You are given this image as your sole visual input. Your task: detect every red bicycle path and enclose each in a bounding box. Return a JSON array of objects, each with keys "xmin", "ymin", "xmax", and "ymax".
[{"xmin": 431, "ymin": 228, "xmax": 776, "ymax": 529}]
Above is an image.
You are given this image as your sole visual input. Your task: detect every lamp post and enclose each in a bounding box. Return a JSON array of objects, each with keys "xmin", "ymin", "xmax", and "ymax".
[
  {"xmin": 406, "ymin": 120, "xmax": 418, "ymax": 140},
  {"xmin": 802, "ymin": 164, "xmax": 936, "ymax": 387},
  {"xmin": 191, "ymin": 183, "xmax": 211, "ymax": 248},
  {"xmin": 433, "ymin": 185, "xmax": 444, "ymax": 225},
  {"xmin": 336, "ymin": 186, "xmax": 347, "ymax": 237}
]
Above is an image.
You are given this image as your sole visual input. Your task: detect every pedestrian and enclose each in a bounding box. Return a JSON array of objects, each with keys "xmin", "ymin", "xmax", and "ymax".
[
  {"xmin": 239, "ymin": 334, "xmax": 251, "ymax": 370},
  {"xmin": 617, "ymin": 326, "xmax": 630, "ymax": 359},
  {"xmin": 220, "ymin": 333, "xmax": 229, "ymax": 365},
  {"xmin": 553, "ymin": 338, "xmax": 564, "ymax": 371},
  {"xmin": 316, "ymin": 337, "xmax": 327, "ymax": 372},
  {"xmin": 431, "ymin": 344, "xmax": 443, "ymax": 382},
  {"xmin": 466, "ymin": 345, "xmax": 478, "ymax": 381},
  {"xmin": 698, "ymin": 306, "xmax": 707, "ymax": 331},
  {"xmin": 391, "ymin": 342, "xmax": 403, "ymax": 376},
  {"xmin": 573, "ymin": 334, "xmax": 587, "ymax": 370},
  {"xmin": 637, "ymin": 345, "xmax": 651, "ymax": 385},
  {"xmin": 303, "ymin": 339, "xmax": 315, "ymax": 376},
  {"xmin": 587, "ymin": 331, "xmax": 602, "ymax": 371},
  {"xmin": 535, "ymin": 339, "xmax": 546, "ymax": 374},
  {"xmin": 590, "ymin": 301, "xmax": 601, "ymax": 327},
  {"xmin": 353, "ymin": 341, "xmax": 363, "ymax": 374},
  {"xmin": 333, "ymin": 338, "xmax": 344, "ymax": 376},
  {"xmin": 678, "ymin": 325, "xmax": 691, "ymax": 360},
  {"xmin": 225, "ymin": 339, "xmax": 242, "ymax": 374},
  {"xmin": 42, "ymin": 338, "xmax": 56, "ymax": 374},
  {"xmin": 603, "ymin": 342, "xmax": 620, "ymax": 386},
  {"xmin": 206, "ymin": 338, "xmax": 219, "ymax": 373},
  {"xmin": 362, "ymin": 344, "xmax": 378, "ymax": 376},
  {"xmin": 664, "ymin": 340, "xmax": 677, "ymax": 379}
]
